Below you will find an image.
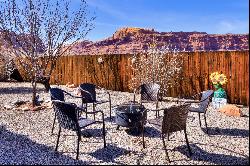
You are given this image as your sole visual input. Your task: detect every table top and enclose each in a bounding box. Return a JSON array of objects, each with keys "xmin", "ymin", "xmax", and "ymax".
[{"xmin": 115, "ymin": 101, "xmax": 145, "ymax": 113}]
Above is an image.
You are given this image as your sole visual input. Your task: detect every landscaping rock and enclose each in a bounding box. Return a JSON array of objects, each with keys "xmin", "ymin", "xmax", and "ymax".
[
  {"xmin": 13, "ymin": 100, "xmax": 27, "ymax": 107},
  {"xmin": 3, "ymin": 104, "xmax": 13, "ymax": 110},
  {"xmin": 218, "ymin": 104, "xmax": 241, "ymax": 117},
  {"xmin": 21, "ymin": 106, "xmax": 30, "ymax": 111}
]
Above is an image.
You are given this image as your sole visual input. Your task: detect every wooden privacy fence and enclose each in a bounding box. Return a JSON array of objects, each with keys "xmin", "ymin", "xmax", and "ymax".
[{"xmin": 49, "ymin": 51, "xmax": 249, "ymax": 106}]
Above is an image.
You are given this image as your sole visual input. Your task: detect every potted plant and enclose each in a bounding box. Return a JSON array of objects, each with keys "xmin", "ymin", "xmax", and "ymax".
[{"xmin": 210, "ymin": 72, "xmax": 228, "ymax": 99}]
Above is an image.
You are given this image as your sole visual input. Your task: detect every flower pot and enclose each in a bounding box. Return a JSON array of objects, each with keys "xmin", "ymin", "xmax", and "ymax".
[{"xmin": 213, "ymin": 84, "xmax": 227, "ymax": 99}]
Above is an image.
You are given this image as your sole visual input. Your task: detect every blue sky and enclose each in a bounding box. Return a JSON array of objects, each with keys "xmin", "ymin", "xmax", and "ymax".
[{"xmin": 79, "ymin": 0, "xmax": 249, "ymax": 41}]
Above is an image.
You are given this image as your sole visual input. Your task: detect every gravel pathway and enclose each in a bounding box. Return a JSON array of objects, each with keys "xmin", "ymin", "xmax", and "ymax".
[{"xmin": 0, "ymin": 82, "xmax": 249, "ymax": 165}]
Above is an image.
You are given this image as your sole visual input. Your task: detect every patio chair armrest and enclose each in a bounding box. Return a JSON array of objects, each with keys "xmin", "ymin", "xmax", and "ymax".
[
  {"xmin": 63, "ymin": 89, "xmax": 82, "ymax": 99},
  {"xmin": 52, "ymin": 100, "xmax": 78, "ymax": 108}
]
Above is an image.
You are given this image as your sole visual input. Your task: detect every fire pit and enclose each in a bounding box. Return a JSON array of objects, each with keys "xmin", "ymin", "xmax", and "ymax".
[{"xmin": 115, "ymin": 101, "xmax": 147, "ymax": 134}]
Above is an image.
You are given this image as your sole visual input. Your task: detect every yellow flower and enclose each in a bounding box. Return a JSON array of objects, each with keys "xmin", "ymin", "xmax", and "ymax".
[
  {"xmin": 218, "ymin": 74, "xmax": 227, "ymax": 85},
  {"xmin": 210, "ymin": 72, "xmax": 227, "ymax": 85},
  {"xmin": 210, "ymin": 72, "xmax": 219, "ymax": 81}
]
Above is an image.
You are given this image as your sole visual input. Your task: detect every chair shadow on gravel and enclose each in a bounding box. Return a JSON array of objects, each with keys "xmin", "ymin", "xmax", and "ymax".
[
  {"xmin": 202, "ymin": 127, "xmax": 249, "ymax": 138},
  {"xmin": 141, "ymin": 126, "xmax": 162, "ymax": 138},
  {"xmin": 114, "ymin": 126, "xmax": 161, "ymax": 138},
  {"xmin": 0, "ymin": 87, "xmax": 44, "ymax": 94},
  {"xmin": 0, "ymin": 125, "xmax": 90, "ymax": 165},
  {"xmin": 174, "ymin": 144, "xmax": 249, "ymax": 165},
  {"xmin": 88, "ymin": 143, "xmax": 129, "ymax": 165},
  {"xmin": 82, "ymin": 128, "xmax": 104, "ymax": 137}
]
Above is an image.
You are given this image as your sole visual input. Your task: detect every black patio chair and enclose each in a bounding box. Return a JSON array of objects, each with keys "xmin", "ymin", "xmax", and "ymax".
[
  {"xmin": 133, "ymin": 83, "xmax": 161, "ymax": 118},
  {"xmin": 187, "ymin": 90, "xmax": 214, "ymax": 134},
  {"xmin": 79, "ymin": 83, "xmax": 112, "ymax": 120},
  {"xmin": 142, "ymin": 103, "xmax": 192, "ymax": 162},
  {"xmin": 49, "ymin": 87, "xmax": 84, "ymax": 134},
  {"xmin": 52, "ymin": 100, "xmax": 106, "ymax": 160}
]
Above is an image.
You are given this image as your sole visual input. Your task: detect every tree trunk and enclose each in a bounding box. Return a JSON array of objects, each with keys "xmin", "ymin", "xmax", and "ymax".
[
  {"xmin": 44, "ymin": 77, "xmax": 51, "ymax": 92},
  {"xmin": 40, "ymin": 76, "xmax": 51, "ymax": 92},
  {"xmin": 32, "ymin": 81, "xmax": 37, "ymax": 107}
]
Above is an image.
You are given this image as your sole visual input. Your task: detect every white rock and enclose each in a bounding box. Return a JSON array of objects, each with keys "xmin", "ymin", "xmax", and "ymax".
[
  {"xmin": 21, "ymin": 106, "xmax": 30, "ymax": 111},
  {"xmin": 4, "ymin": 105, "xmax": 13, "ymax": 110}
]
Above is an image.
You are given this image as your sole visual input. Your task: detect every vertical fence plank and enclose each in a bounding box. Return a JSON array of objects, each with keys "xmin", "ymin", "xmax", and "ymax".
[
  {"xmin": 245, "ymin": 51, "xmax": 249, "ymax": 105},
  {"xmin": 238, "ymin": 51, "xmax": 243, "ymax": 104},
  {"xmin": 225, "ymin": 52, "xmax": 231, "ymax": 103},
  {"xmin": 230, "ymin": 52, "xmax": 236, "ymax": 103}
]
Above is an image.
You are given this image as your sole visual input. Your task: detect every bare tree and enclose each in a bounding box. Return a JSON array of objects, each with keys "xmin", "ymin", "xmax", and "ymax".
[
  {"xmin": 0, "ymin": 0, "xmax": 95, "ymax": 107},
  {"xmin": 129, "ymin": 36, "xmax": 184, "ymax": 97}
]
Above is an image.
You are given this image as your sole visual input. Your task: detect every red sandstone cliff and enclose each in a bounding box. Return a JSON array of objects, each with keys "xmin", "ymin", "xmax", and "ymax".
[{"xmin": 67, "ymin": 27, "xmax": 249, "ymax": 55}]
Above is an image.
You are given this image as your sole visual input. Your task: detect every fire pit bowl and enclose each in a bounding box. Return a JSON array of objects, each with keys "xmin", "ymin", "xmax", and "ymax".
[{"xmin": 115, "ymin": 101, "xmax": 147, "ymax": 129}]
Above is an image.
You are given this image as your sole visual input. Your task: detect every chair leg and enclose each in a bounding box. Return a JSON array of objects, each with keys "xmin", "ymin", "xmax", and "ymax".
[
  {"xmin": 184, "ymin": 128, "xmax": 192, "ymax": 157},
  {"xmin": 109, "ymin": 101, "xmax": 112, "ymax": 121},
  {"xmin": 161, "ymin": 134, "xmax": 170, "ymax": 162},
  {"xmin": 85, "ymin": 103, "xmax": 88, "ymax": 119},
  {"xmin": 55, "ymin": 126, "xmax": 61, "ymax": 151},
  {"xmin": 76, "ymin": 133, "xmax": 81, "ymax": 160},
  {"xmin": 142, "ymin": 121, "xmax": 145, "ymax": 148},
  {"xmin": 156, "ymin": 102, "xmax": 159, "ymax": 118},
  {"xmin": 93, "ymin": 103, "xmax": 96, "ymax": 120},
  {"xmin": 51, "ymin": 112, "xmax": 57, "ymax": 135},
  {"xmin": 198, "ymin": 113, "xmax": 202, "ymax": 128},
  {"xmin": 203, "ymin": 114, "xmax": 209, "ymax": 134},
  {"xmin": 102, "ymin": 119, "xmax": 106, "ymax": 148}
]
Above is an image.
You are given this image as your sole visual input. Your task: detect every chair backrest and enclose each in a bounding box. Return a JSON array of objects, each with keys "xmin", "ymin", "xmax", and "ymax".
[
  {"xmin": 52, "ymin": 100, "xmax": 79, "ymax": 131},
  {"xmin": 79, "ymin": 83, "xmax": 96, "ymax": 103},
  {"xmin": 140, "ymin": 83, "xmax": 160, "ymax": 101},
  {"xmin": 199, "ymin": 90, "xmax": 214, "ymax": 112},
  {"xmin": 162, "ymin": 104, "xmax": 190, "ymax": 134},
  {"xmin": 49, "ymin": 87, "xmax": 65, "ymax": 101}
]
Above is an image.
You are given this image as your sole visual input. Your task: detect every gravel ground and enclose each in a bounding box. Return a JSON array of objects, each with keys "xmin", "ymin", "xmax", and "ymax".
[{"xmin": 0, "ymin": 82, "xmax": 249, "ymax": 165}]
